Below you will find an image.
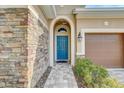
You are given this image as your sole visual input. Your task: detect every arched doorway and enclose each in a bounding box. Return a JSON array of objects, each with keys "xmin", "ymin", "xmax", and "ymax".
[
  {"xmin": 54, "ymin": 20, "xmax": 71, "ymax": 63},
  {"xmin": 49, "ymin": 16, "xmax": 75, "ymax": 66}
]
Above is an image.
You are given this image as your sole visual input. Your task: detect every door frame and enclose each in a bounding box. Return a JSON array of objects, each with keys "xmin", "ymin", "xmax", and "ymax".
[
  {"xmin": 50, "ymin": 16, "xmax": 75, "ymax": 67},
  {"xmin": 55, "ymin": 35, "xmax": 70, "ymax": 62}
]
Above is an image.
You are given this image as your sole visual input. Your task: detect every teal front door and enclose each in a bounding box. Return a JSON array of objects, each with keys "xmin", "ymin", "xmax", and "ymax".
[{"xmin": 57, "ymin": 36, "xmax": 68, "ymax": 61}]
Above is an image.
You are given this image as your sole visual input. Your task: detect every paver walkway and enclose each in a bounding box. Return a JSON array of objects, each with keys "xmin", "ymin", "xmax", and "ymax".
[
  {"xmin": 44, "ymin": 63, "xmax": 78, "ymax": 88},
  {"xmin": 108, "ymin": 69, "xmax": 124, "ymax": 84}
]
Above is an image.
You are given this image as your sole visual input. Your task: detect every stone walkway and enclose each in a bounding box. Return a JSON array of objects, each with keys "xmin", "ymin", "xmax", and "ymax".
[
  {"xmin": 44, "ymin": 63, "xmax": 78, "ymax": 88},
  {"xmin": 108, "ymin": 69, "xmax": 124, "ymax": 84}
]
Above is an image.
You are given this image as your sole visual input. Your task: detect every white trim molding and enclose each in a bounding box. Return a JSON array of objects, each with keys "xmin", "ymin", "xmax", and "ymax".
[
  {"xmin": 82, "ymin": 28, "xmax": 124, "ymax": 33},
  {"xmin": 73, "ymin": 8, "xmax": 124, "ymax": 19},
  {"xmin": 76, "ymin": 53, "xmax": 84, "ymax": 56},
  {"xmin": 77, "ymin": 28, "xmax": 124, "ymax": 57},
  {"xmin": 73, "ymin": 8, "xmax": 124, "ymax": 14}
]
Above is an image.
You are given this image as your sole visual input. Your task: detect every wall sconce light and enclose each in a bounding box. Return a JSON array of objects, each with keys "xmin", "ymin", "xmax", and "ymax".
[{"xmin": 78, "ymin": 32, "xmax": 82, "ymax": 41}]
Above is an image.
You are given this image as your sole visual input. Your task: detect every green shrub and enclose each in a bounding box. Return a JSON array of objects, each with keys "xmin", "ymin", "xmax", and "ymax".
[
  {"xmin": 101, "ymin": 77, "xmax": 124, "ymax": 88},
  {"xmin": 73, "ymin": 58, "xmax": 124, "ymax": 88}
]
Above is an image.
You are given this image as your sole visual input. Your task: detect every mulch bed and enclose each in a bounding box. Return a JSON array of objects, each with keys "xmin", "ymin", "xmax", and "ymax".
[
  {"xmin": 35, "ymin": 66, "xmax": 52, "ymax": 88},
  {"xmin": 72, "ymin": 68, "xmax": 85, "ymax": 88}
]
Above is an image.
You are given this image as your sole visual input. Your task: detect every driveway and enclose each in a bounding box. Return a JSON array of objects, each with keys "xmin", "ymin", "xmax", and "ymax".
[{"xmin": 108, "ymin": 69, "xmax": 124, "ymax": 84}]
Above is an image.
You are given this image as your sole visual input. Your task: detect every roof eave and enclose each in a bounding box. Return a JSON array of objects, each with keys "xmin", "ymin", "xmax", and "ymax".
[{"xmin": 73, "ymin": 8, "xmax": 124, "ymax": 14}]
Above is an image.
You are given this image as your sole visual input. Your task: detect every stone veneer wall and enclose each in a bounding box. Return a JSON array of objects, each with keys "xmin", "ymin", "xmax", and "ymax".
[
  {"xmin": 0, "ymin": 8, "xmax": 49, "ymax": 88},
  {"xmin": 28, "ymin": 10, "xmax": 49, "ymax": 87},
  {"xmin": 0, "ymin": 8, "xmax": 28, "ymax": 87}
]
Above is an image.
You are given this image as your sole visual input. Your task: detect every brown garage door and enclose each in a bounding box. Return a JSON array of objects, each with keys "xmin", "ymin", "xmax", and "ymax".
[{"xmin": 85, "ymin": 33, "xmax": 124, "ymax": 68}]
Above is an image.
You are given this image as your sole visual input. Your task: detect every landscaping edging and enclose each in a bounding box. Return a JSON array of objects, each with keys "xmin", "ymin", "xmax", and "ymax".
[{"xmin": 35, "ymin": 66, "xmax": 52, "ymax": 88}]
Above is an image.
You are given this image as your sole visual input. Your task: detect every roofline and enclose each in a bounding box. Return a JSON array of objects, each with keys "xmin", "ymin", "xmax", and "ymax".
[
  {"xmin": 73, "ymin": 8, "xmax": 124, "ymax": 14},
  {"xmin": 0, "ymin": 5, "xmax": 28, "ymax": 8}
]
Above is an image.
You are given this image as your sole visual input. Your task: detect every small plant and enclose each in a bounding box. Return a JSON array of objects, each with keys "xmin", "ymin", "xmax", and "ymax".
[{"xmin": 73, "ymin": 58, "xmax": 124, "ymax": 88}]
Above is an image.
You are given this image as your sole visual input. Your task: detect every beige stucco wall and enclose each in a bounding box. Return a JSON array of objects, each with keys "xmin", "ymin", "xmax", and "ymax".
[
  {"xmin": 76, "ymin": 18, "xmax": 124, "ymax": 57},
  {"xmin": 77, "ymin": 18, "xmax": 124, "ymax": 30}
]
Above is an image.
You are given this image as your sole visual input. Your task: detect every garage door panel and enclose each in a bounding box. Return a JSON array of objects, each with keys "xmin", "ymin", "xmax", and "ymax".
[{"xmin": 86, "ymin": 33, "xmax": 124, "ymax": 68}]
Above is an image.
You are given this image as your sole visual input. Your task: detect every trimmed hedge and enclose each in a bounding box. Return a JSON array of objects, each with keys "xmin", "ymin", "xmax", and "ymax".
[{"xmin": 73, "ymin": 58, "xmax": 124, "ymax": 88}]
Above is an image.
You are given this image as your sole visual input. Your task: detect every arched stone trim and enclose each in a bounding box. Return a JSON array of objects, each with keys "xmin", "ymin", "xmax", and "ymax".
[{"xmin": 49, "ymin": 16, "xmax": 75, "ymax": 66}]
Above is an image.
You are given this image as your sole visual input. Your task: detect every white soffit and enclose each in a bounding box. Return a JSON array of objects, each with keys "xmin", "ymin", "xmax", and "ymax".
[{"xmin": 40, "ymin": 5, "xmax": 56, "ymax": 19}]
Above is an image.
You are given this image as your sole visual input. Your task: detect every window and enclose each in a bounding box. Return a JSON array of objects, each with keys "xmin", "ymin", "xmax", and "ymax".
[{"xmin": 58, "ymin": 28, "xmax": 67, "ymax": 32}]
